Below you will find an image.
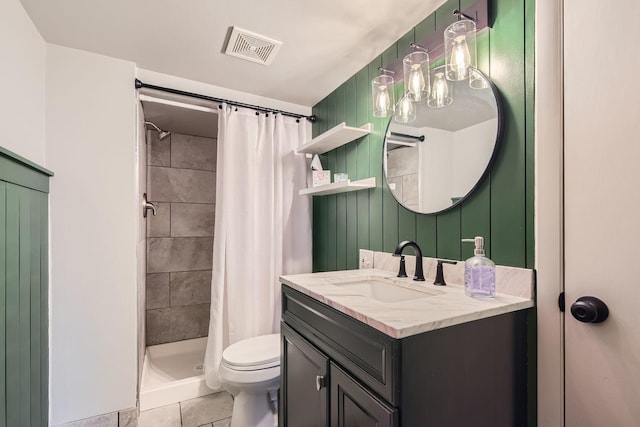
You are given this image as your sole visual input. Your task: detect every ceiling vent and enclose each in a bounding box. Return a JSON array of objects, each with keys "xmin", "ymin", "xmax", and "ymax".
[{"xmin": 224, "ymin": 27, "xmax": 282, "ymax": 66}]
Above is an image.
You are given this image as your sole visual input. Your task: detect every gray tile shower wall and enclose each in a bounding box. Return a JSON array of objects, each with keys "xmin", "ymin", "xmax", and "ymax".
[
  {"xmin": 171, "ymin": 203, "xmax": 215, "ymax": 237},
  {"xmin": 386, "ymin": 146, "xmax": 419, "ymax": 211},
  {"xmin": 171, "ymin": 134, "xmax": 217, "ymax": 171},
  {"xmin": 148, "ymin": 167, "xmax": 215, "ymax": 203},
  {"xmin": 146, "ymin": 131, "xmax": 217, "ymax": 345},
  {"xmin": 147, "ymin": 202, "xmax": 170, "ymax": 237},
  {"xmin": 147, "ymin": 237, "xmax": 214, "ymax": 273},
  {"xmin": 146, "ymin": 304, "xmax": 211, "ymax": 345},
  {"xmin": 170, "ymin": 271, "xmax": 212, "ymax": 306}
]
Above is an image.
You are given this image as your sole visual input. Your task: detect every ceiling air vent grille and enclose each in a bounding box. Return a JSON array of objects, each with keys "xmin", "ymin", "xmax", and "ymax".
[{"xmin": 224, "ymin": 27, "xmax": 282, "ymax": 66}]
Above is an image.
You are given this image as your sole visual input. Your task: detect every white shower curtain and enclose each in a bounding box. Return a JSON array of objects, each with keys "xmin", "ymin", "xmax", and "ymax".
[{"xmin": 204, "ymin": 105, "xmax": 312, "ymax": 389}]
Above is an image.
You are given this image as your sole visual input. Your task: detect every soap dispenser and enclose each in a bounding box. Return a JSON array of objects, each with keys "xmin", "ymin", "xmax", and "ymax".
[{"xmin": 461, "ymin": 236, "xmax": 495, "ymax": 299}]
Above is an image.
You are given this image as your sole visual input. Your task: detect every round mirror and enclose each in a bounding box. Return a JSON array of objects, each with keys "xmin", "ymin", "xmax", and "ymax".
[{"xmin": 384, "ymin": 65, "xmax": 502, "ymax": 214}]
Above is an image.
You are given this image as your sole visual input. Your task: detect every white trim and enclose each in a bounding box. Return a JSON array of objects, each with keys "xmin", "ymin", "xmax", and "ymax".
[
  {"xmin": 535, "ymin": 0, "xmax": 565, "ymax": 425},
  {"xmin": 139, "ymin": 94, "xmax": 218, "ymax": 114}
]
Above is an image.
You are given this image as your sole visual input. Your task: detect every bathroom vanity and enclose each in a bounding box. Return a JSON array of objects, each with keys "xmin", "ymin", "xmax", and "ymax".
[{"xmin": 279, "ymin": 268, "xmax": 534, "ymax": 427}]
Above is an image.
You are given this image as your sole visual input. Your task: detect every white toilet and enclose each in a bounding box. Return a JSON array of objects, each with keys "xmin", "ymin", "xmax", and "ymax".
[{"xmin": 219, "ymin": 333, "xmax": 281, "ymax": 427}]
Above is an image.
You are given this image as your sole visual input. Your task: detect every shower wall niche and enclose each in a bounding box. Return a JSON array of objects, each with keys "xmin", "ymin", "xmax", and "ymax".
[{"xmin": 146, "ymin": 130, "xmax": 217, "ymax": 345}]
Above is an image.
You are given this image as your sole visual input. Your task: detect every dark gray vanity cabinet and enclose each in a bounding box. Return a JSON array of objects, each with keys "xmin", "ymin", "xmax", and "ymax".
[
  {"xmin": 280, "ymin": 285, "xmax": 529, "ymax": 427},
  {"xmin": 281, "ymin": 323, "xmax": 397, "ymax": 427},
  {"xmin": 281, "ymin": 323, "xmax": 329, "ymax": 427}
]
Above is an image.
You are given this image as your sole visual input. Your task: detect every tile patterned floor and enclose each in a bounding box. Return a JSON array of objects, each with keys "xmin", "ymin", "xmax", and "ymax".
[{"xmin": 138, "ymin": 391, "xmax": 233, "ymax": 427}]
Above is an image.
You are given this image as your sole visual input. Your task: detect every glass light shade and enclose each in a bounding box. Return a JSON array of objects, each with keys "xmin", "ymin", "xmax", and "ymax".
[
  {"xmin": 469, "ymin": 67, "xmax": 489, "ymax": 89},
  {"xmin": 428, "ymin": 72, "xmax": 453, "ymax": 108},
  {"xmin": 371, "ymin": 75, "xmax": 395, "ymax": 118},
  {"xmin": 403, "ymin": 51, "xmax": 430, "ymax": 101},
  {"xmin": 394, "ymin": 95, "xmax": 416, "ymax": 123},
  {"xmin": 444, "ymin": 19, "xmax": 477, "ymax": 81}
]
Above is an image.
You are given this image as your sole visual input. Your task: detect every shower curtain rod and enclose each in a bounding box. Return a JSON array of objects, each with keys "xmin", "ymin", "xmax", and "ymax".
[{"xmin": 135, "ymin": 79, "xmax": 317, "ymax": 123}]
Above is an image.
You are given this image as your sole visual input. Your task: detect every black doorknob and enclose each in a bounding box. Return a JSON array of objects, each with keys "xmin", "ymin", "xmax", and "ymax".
[{"xmin": 570, "ymin": 296, "xmax": 609, "ymax": 323}]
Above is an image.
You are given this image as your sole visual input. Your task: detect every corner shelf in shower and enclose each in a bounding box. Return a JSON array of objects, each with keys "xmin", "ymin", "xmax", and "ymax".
[
  {"xmin": 297, "ymin": 122, "xmax": 372, "ymax": 155},
  {"xmin": 299, "ymin": 177, "xmax": 376, "ymax": 196}
]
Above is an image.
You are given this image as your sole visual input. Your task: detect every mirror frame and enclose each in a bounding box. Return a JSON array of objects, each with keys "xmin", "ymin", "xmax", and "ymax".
[{"xmin": 383, "ymin": 68, "xmax": 504, "ymax": 215}]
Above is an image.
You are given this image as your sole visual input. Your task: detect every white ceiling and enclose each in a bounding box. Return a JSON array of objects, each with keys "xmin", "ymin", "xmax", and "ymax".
[{"xmin": 20, "ymin": 0, "xmax": 446, "ymax": 107}]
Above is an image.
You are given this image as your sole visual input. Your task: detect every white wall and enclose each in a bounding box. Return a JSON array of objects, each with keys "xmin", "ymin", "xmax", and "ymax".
[
  {"xmin": 451, "ymin": 118, "xmax": 497, "ymax": 196},
  {"xmin": 535, "ymin": 0, "xmax": 564, "ymax": 424},
  {"xmin": 46, "ymin": 45, "xmax": 138, "ymax": 425},
  {"xmin": 419, "ymin": 127, "xmax": 453, "ymax": 211},
  {"xmin": 135, "ymin": 103, "xmax": 147, "ymax": 389},
  {"xmin": 0, "ymin": 0, "xmax": 46, "ymax": 164}
]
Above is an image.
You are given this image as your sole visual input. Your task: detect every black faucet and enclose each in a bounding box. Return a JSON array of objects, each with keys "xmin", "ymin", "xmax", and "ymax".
[
  {"xmin": 433, "ymin": 259, "xmax": 458, "ymax": 286},
  {"xmin": 393, "ymin": 241, "xmax": 425, "ymax": 281}
]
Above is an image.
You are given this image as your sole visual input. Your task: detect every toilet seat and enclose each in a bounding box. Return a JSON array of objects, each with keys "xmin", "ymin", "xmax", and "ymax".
[{"xmin": 222, "ymin": 333, "xmax": 280, "ymax": 371}]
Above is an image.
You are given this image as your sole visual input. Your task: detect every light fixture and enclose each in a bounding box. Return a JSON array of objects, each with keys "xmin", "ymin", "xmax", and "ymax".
[
  {"xmin": 394, "ymin": 95, "xmax": 416, "ymax": 123},
  {"xmin": 371, "ymin": 68, "xmax": 395, "ymax": 118},
  {"xmin": 371, "ymin": 5, "xmax": 487, "ymax": 116},
  {"xmin": 403, "ymin": 51, "xmax": 430, "ymax": 102},
  {"xmin": 468, "ymin": 67, "xmax": 489, "ymax": 89},
  {"xmin": 444, "ymin": 15, "xmax": 477, "ymax": 81},
  {"xmin": 428, "ymin": 72, "xmax": 452, "ymax": 109}
]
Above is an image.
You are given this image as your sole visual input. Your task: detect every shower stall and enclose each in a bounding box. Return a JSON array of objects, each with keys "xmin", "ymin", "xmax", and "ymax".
[
  {"xmin": 135, "ymin": 85, "xmax": 312, "ymax": 412},
  {"xmin": 140, "ymin": 337, "xmax": 210, "ymax": 410},
  {"xmin": 137, "ymin": 94, "xmax": 220, "ymax": 410}
]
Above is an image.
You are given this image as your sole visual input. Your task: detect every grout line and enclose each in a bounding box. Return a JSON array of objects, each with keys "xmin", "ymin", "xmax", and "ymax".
[
  {"xmin": 146, "ymin": 236, "xmax": 214, "ymax": 240},
  {"xmin": 147, "ymin": 201, "xmax": 215, "ymax": 206},
  {"xmin": 166, "ymin": 201, "xmax": 216, "ymax": 205},
  {"xmin": 165, "ymin": 269, "xmax": 213, "ymax": 275},
  {"xmin": 149, "ymin": 164, "xmax": 217, "ymax": 173},
  {"xmin": 169, "ymin": 202, "xmax": 173, "ymax": 238},
  {"xmin": 145, "ymin": 302, "xmax": 211, "ymax": 313},
  {"xmin": 167, "ymin": 259, "xmax": 173, "ymax": 307}
]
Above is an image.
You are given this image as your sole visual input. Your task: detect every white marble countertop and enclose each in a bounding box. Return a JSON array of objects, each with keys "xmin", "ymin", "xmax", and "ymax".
[{"xmin": 280, "ymin": 268, "xmax": 534, "ymax": 339}]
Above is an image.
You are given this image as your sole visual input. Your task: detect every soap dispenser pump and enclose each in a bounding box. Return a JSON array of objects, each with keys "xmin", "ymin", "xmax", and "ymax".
[{"xmin": 461, "ymin": 236, "xmax": 496, "ymax": 299}]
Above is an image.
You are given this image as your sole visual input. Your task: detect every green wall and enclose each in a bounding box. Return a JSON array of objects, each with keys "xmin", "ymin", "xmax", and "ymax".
[
  {"xmin": 0, "ymin": 147, "xmax": 52, "ymax": 427},
  {"xmin": 312, "ymin": 0, "xmax": 534, "ymax": 271}
]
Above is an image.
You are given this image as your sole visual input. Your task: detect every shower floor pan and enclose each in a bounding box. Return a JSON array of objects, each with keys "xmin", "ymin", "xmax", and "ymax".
[{"xmin": 140, "ymin": 337, "xmax": 216, "ymax": 410}]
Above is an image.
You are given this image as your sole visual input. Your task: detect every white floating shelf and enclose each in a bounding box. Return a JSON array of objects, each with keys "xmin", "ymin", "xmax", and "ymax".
[
  {"xmin": 297, "ymin": 122, "xmax": 372, "ymax": 155},
  {"xmin": 299, "ymin": 177, "xmax": 376, "ymax": 196}
]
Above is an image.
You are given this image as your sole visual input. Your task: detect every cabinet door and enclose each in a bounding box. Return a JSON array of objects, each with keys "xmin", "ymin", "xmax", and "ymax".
[
  {"xmin": 330, "ymin": 362, "xmax": 398, "ymax": 427},
  {"xmin": 281, "ymin": 323, "xmax": 329, "ymax": 427}
]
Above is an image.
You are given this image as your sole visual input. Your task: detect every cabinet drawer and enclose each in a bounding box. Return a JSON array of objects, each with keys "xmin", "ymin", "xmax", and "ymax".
[{"xmin": 282, "ymin": 285, "xmax": 400, "ymax": 405}]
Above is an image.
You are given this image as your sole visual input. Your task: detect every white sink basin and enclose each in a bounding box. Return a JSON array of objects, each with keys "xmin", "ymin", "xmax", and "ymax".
[{"xmin": 330, "ymin": 277, "xmax": 443, "ymax": 303}]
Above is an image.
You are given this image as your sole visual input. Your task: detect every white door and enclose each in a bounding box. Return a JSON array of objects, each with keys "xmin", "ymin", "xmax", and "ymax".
[{"xmin": 564, "ymin": 0, "xmax": 640, "ymax": 425}]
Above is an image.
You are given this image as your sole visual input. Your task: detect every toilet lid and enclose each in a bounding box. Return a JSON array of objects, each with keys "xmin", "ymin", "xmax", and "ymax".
[{"xmin": 222, "ymin": 334, "xmax": 280, "ymax": 371}]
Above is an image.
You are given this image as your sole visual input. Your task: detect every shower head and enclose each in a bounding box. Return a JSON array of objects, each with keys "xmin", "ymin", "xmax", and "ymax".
[{"xmin": 144, "ymin": 121, "xmax": 171, "ymax": 140}]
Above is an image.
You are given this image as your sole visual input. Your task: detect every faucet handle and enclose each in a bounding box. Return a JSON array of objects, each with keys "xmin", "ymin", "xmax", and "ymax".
[
  {"xmin": 397, "ymin": 255, "xmax": 408, "ymax": 278},
  {"xmin": 433, "ymin": 259, "xmax": 458, "ymax": 286}
]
